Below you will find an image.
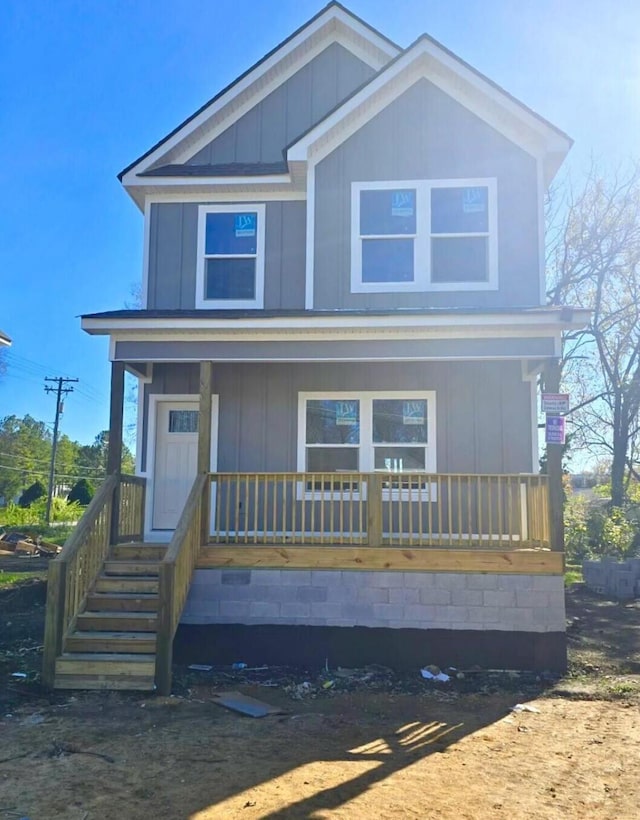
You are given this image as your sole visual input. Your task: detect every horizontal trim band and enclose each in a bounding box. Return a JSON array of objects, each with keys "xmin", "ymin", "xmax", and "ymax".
[{"xmin": 197, "ymin": 547, "xmax": 564, "ymax": 574}]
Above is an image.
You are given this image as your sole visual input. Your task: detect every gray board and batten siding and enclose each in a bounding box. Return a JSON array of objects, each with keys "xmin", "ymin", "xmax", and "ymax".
[
  {"xmin": 140, "ymin": 360, "xmax": 534, "ymax": 475},
  {"xmin": 147, "ymin": 81, "xmax": 541, "ymax": 313},
  {"xmin": 147, "ymin": 200, "xmax": 306, "ymax": 310},
  {"xmin": 313, "ymin": 78, "xmax": 541, "ymax": 310},
  {"xmin": 187, "ymin": 43, "xmax": 376, "ymax": 166}
]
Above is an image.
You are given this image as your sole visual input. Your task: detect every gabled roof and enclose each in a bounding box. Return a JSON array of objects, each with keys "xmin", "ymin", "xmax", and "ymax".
[
  {"xmin": 120, "ymin": 2, "xmax": 572, "ymax": 201},
  {"xmin": 287, "ymin": 33, "xmax": 572, "ymax": 183},
  {"xmin": 119, "ymin": 2, "xmax": 400, "ymax": 186}
]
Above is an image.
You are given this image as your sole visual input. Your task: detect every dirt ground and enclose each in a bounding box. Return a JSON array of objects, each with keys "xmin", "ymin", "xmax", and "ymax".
[{"xmin": 1, "ymin": 566, "xmax": 639, "ymax": 819}]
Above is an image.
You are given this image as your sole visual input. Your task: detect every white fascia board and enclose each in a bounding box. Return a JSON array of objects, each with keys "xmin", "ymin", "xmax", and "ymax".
[
  {"xmin": 126, "ymin": 174, "xmax": 293, "ymax": 189},
  {"xmin": 82, "ymin": 308, "xmax": 592, "ymax": 337},
  {"xmin": 121, "ymin": 8, "xmax": 398, "ymax": 183},
  {"xmin": 288, "ymin": 39, "xmax": 571, "ymax": 173}
]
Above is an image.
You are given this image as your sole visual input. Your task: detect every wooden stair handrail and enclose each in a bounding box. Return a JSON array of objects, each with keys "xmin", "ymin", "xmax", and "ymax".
[
  {"xmin": 42, "ymin": 474, "xmax": 118, "ymax": 687},
  {"xmin": 155, "ymin": 473, "xmax": 208, "ymax": 695},
  {"xmin": 57, "ymin": 475, "xmax": 118, "ymax": 562}
]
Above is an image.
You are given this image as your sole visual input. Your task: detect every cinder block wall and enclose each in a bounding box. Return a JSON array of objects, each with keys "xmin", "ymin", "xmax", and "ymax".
[{"xmin": 182, "ymin": 569, "xmax": 565, "ymax": 632}]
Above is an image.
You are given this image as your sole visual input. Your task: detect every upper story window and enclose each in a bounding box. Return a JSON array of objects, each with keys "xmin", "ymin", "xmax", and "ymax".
[
  {"xmin": 196, "ymin": 203, "xmax": 265, "ymax": 309},
  {"xmin": 351, "ymin": 179, "xmax": 497, "ymax": 294}
]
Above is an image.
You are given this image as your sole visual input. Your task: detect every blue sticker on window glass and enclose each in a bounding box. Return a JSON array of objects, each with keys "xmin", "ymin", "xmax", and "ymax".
[
  {"xmin": 234, "ymin": 213, "xmax": 256, "ymax": 238},
  {"xmin": 391, "ymin": 191, "xmax": 414, "ymax": 217},
  {"xmin": 205, "ymin": 212, "xmax": 258, "ymax": 255},
  {"xmin": 431, "ymin": 187, "xmax": 488, "ymax": 234},
  {"xmin": 360, "ymin": 189, "xmax": 416, "ymax": 235}
]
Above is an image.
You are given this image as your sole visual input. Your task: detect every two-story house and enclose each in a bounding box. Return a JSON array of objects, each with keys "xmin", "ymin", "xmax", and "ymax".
[{"xmin": 44, "ymin": 3, "xmax": 588, "ymax": 692}]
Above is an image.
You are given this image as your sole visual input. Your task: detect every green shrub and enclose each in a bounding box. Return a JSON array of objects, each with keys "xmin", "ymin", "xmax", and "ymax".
[
  {"xmin": 67, "ymin": 478, "xmax": 94, "ymax": 506},
  {"xmin": 18, "ymin": 480, "xmax": 46, "ymax": 508},
  {"xmin": 564, "ymin": 493, "xmax": 591, "ymax": 563}
]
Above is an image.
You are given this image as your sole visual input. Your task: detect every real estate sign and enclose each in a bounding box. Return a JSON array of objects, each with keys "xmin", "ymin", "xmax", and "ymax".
[{"xmin": 541, "ymin": 393, "xmax": 570, "ymax": 414}]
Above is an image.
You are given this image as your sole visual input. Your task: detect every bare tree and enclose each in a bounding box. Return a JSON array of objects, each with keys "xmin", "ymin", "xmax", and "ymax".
[{"xmin": 547, "ymin": 162, "xmax": 640, "ymax": 506}]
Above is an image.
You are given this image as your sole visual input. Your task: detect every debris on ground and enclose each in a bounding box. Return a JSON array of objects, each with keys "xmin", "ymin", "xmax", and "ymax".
[
  {"xmin": 188, "ymin": 664, "xmax": 213, "ymax": 672},
  {"xmin": 211, "ymin": 691, "xmax": 285, "ymax": 718},
  {"xmin": 0, "ymin": 530, "xmax": 61, "ymax": 558},
  {"xmin": 511, "ymin": 703, "xmax": 541, "ymax": 714},
  {"xmin": 420, "ymin": 665, "xmax": 451, "ymax": 682}
]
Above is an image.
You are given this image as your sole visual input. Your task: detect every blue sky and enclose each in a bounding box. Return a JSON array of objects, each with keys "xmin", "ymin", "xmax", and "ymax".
[{"xmin": 1, "ymin": 0, "xmax": 638, "ymax": 447}]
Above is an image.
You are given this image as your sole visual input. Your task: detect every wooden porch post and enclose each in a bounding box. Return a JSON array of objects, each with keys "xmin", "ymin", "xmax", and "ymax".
[
  {"xmin": 107, "ymin": 362, "xmax": 125, "ymax": 544},
  {"xmin": 107, "ymin": 362, "xmax": 125, "ymax": 475},
  {"xmin": 198, "ymin": 362, "xmax": 213, "ymax": 545},
  {"xmin": 198, "ymin": 361, "xmax": 213, "ymax": 472},
  {"xmin": 544, "ymin": 358, "xmax": 565, "ymax": 552}
]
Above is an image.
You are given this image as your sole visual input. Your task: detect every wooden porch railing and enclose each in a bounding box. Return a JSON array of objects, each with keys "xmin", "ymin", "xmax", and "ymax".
[
  {"xmin": 42, "ymin": 473, "xmax": 146, "ymax": 687},
  {"xmin": 205, "ymin": 472, "xmax": 550, "ymax": 549},
  {"xmin": 115, "ymin": 474, "xmax": 147, "ymax": 543},
  {"xmin": 155, "ymin": 473, "xmax": 208, "ymax": 695}
]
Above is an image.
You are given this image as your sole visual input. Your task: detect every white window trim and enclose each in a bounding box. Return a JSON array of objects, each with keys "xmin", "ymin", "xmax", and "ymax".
[
  {"xmin": 350, "ymin": 178, "xmax": 498, "ymax": 294},
  {"xmin": 196, "ymin": 203, "xmax": 266, "ymax": 309},
  {"xmin": 297, "ymin": 390, "xmax": 437, "ymax": 500}
]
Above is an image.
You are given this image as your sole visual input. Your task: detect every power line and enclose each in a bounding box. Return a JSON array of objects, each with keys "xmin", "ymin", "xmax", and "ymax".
[{"xmin": 0, "ymin": 462, "xmax": 105, "ymax": 481}]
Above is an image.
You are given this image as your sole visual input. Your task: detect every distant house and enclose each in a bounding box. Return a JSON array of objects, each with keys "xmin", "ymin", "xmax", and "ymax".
[{"xmin": 45, "ymin": 3, "xmax": 589, "ymax": 692}]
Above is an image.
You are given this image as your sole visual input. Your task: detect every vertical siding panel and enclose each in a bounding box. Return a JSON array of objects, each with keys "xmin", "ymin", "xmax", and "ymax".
[
  {"xmin": 264, "ymin": 203, "xmax": 283, "ymax": 309},
  {"xmin": 285, "ymin": 62, "xmax": 312, "ymax": 146},
  {"xmin": 280, "ymin": 202, "xmax": 306, "ymax": 309},
  {"xmin": 310, "ymin": 44, "xmax": 338, "ymax": 124},
  {"xmin": 180, "ymin": 204, "xmax": 197, "ymax": 308},
  {"xmin": 152, "ymin": 204, "xmax": 183, "ymax": 309},
  {"xmin": 208, "ymin": 127, "xmax": 236, "ymax": 164},
  {"xmin": 259, "ymin": 84, "xmax": 287, "ymax": 162},
  {"xmin": 234, "ymin": 105, "xmax": 261, "ymax": 162},
  {"xmin": 148, "ymin": 205, "xmax": 160, "ymax": 309}
]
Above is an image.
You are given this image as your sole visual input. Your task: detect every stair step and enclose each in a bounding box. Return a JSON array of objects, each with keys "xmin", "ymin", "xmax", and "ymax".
[
  {"xmin": 111, "ymin": 544, "xmax": 167, "ymax": 560},
  {"xmin": 94, "ymin": 576, "xmax": 159, "ymax": 594},
  {"xmin": 103, "ymin": 560, "xmax": 160, "ymax": 576},
  {"xmin": 53, "ymin": 674, "xmax": 156, "ymax": 691},
  {"xmin": 54, "ymin": 652, "xmax": 155, "ymax": 690},
  {"xmin": 55, "ymin": 652, "xmax": 155, "ymax": 681},
  {"xmin": 65, "ymin": 631, "xmax": 157, "ymax": 654},
  {"xmin": 86, "ymin": 592, "xmax": 159, "ymax": 612},
  {"xmin": 76, "ymin": 611, "xmax": 158, "ymax": 632}
]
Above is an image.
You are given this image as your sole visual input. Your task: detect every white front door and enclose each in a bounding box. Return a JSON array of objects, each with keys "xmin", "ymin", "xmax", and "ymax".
[{"xmin": 152, "ymin": 402, "xmax": 200, "ymax": 530}]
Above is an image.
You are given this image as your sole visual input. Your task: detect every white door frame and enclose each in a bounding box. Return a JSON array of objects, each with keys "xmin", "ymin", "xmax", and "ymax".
[{"xmin": 144, "ymin": 393, "xmax": 219, "ymax": 541}]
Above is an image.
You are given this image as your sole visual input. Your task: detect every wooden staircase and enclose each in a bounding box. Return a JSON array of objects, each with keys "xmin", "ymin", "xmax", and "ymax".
[
  {"xmin": 53, "ymin": 543, "xmax": 168, "ymax": 690},
  {"xmin": 44, "ymin": 472, "xmax": 208, "ymax": 695}
]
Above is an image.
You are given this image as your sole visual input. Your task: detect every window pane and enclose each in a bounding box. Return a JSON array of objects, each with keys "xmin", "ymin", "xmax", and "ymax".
[
  {"xmin": 362, "ymin": 238, "xmax": 414, "ymax": 283},
  {"xmin": 431, "ymin": 236, "xmax": 488, "ymax": 283},
  {"xmin": 205, "ymin": 258, "xmax": 256, "ymax": 300},
  {"xmin": 360, "ymin": 189, "xmax": 416, "ymax": 235},
  {"xmin": 307, "ymin": 447, "xmax": 359, "ymax": 471},
  {"xmin": 374, "ymin": 446, "xmax": 426, "ymax": 471},
  {"xmin": 168, "ymin": 410, "xmax": 199, "ymax": 433},
  {"xmin": 306, "ymin": 400, "xmax": 360, "ymax": 444},
  {"xmin": 431, "ymin": 187, "xmax": 488, "ymax": 234},
  {"xmin": 205, "ymin": 212, "xmax": 258, "ymax": 255},
  {"xmin": 373, "ymin": 399, "xmax": 428, "ymax": 443}
]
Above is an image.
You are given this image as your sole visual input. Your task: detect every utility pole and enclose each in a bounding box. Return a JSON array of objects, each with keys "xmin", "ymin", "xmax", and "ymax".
[{"xmin": 44, "ymin": 376, "xmax": 78, "ymax": 525}]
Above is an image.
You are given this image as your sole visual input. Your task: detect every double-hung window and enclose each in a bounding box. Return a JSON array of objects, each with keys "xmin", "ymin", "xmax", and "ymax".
[
  {"xmin": 351, "ymin": 179, "xmax": 497, "ymax": 293},
  {"xmin": 196, "ymin": 203, "xmax": 266, "ymax": 309},
  {"xmin": 298, "ymin": 391, "xmax": 437, "ymax": 475}
]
